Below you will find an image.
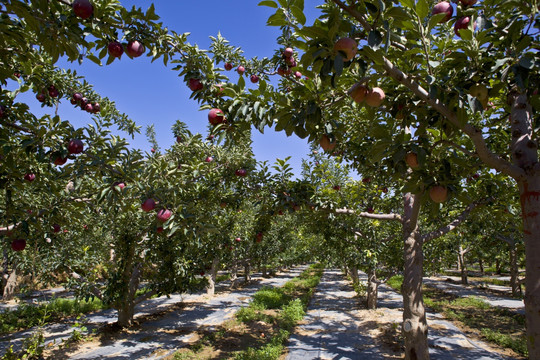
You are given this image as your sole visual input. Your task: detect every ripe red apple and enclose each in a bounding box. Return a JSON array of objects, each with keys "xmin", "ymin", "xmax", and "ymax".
[
  {"xmin": 224, "ymin": 62, "xmax": 233, "ymax": 71},
  {"xmin": 237, "ymin": 66, "xmax": 245, "ymax": 75},
  {"xmin": 84, "ymin": 103, "xmax": 94, "ymax": 113},
  {"xmin": 333, "ymin": 185, "xmax": 341, "ymax": 191},
  {"xmin": 365, "ymin": 87, "xmax": 385, "ymax": 107},
  {"xmin": 320, "ymin": 134, "xmax": 336, "ymax": 152},
  {"xmin": 151, "ymin": 148, "xmax": 155, "ymax": 153},
  {"xmin": 72, "ymin": 92, "xmax": 83, "ymax": 102},
  {"xmin": 157, "ymin": 208, "xmax": 172, "ymax": 222},
  {"xmin": 250, "ymin": 74, "xmax": 259, "ymax": 83},
  {"xmin": 429, "ymin": 185, "xmax": 448, "ymax": 203},
  {"xmin": 53, "ymin": 224, "xmax": 61, "ymax": 233},
  {"xmin": 48, "ymin": 85, "xmax": 59, "ymax": 98},
  {"xmin": 459, "ymin": 0, "xmax": 477, "ymax": 6},
  {"xmin": 156, "ymin": 227, "xmax": 164, "ymax": 233},
  {"xmin": 73, "ymin": 0, "xmax": 93, "ymax": 19},
  {"xmin": 141, "ymin": 198, "xmax": 156, "ymax": 212},
  {"xmin": 362, "ymin": 177, "xmax": 371, "ymax": 183},
  {"xmin": 235, "ymin": 169, "xmax": 247, "ymax": 177},
  {"xmin": 235, "ymin": 237, "xmax": 242, "ymax": 242},
  {"xmin": 367, "ymin": 207, "xmax": 374, "ymax": 213},
  {"xmin": 207, "ymin": 135, "xmax": 215, "ymax": 141},
  {"xmin": 53, "ymin": 155, "xmax": 68, "ymax": 166},
  {"xmin": 11, "ymin": 239, "xmax": 26, "ymax": 251},
  {"xmin": 92, "ymin": 103, "xmax": 100, "ymax": 113},
  {"xmin": 333, "ymin": 37, "xmax": 358, "ymax": 61},
  {"xmin": 256, "ymin": 232, "xmax": 263, "ymax": 243},
  {"xmin": 112, "ymin": 181, "xmax": 125, "ymax": 191},
  {"xmin": 405, "ymin": 152, "xmax": 420, "ymax": 169},
  {"xmin": 108, "ymin": 41, "xmax": 124, "ymax": 58},
  {"xmin": 24, "ymin": 173, "xmax": 36, "ymax": 182},
  {"xmin": 208, "ymin": 108, "xmax": 225, "ymax": 125},
  {"xmin": 188, "ymin": 78, "xmax": 203, "ymax": 91},
  {"xmin": 431, "ymin": 1, "xmax": 453, "ymax": 23},
  {"xmin": 36, "ymin": 93, "xmax": 46, "ymax": 102},
  {"xmin": 80, "ymin": 97, "xmax": 88, "ymax": 109},
  {"xmin": 283, "ymin": 47, "xmax": 294, "ymax": 58},
  {"xmin": 349, "ymin": 83, "xmax": 369, "ymax": 104},
  {"xmin": 294, "ymin": 71, "xmax": 302, "ymax": 79},
  {"xmin": 68, "ymin": 139, "xmax": 84, "ymax": 154},
  {"xmin": 454, "ymin": 17, "xmax": 475, "ymax": 37},
  {"xmin": 125, "ymin": 40, "xmax": 145, "ymax": 58},
  {"xmin": 472, "ymin": 173, "xmax": 480, "ymax": 179},
  {"xmin": 205, "ymin": 156, "xmax": 213, "ymax": 163},
  {"xmin": 286, "ymin": 56, "xmax": 296, "ymax": 66}
]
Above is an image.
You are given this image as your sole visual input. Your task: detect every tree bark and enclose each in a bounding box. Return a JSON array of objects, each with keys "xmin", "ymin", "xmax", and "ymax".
[
  {"xmin": 478, "ymin": 256, "xmax": 484, "ymax": 275},
  {"xmin": 206, "ymin": 256, "xmax": 220, "ymax": 296},
  {"xmin": 402, "ymin": 192, "xmax": 429, "ymax": 360},
  {"xmin": 2, "ymin": 262, "xmax": 17, "ymax": 300},
  {"xmin": 509, "ymin": 244, "xmax": 521, "ymax": 297},
  {"xmin": 458, "ymin": 245, "xmax": 468, "ymax": 285},
  {"xmin": 230, "ymin": 260, "xmax": 238, "ymax": 289},
  {"xmin": 262, "ymin": 265, "xmax": 267, "ymax": 277},
  {"xmin": 366, "ymin": 267, "xmax": 378, "ymax": 310},
  {"xmin": 350, "ymin": 265, "xmax": 359, "ymax": 286},
  {"xmin": 456, "ymin": 253, "xmax": 461, "ymax": 271},
  {"xmin": 244, "ymin": 261, "xmax": 251, "ymax": 283},
  {"xmin": 496, "ymin": 258, "xmax": 502, "ymax": 275}
]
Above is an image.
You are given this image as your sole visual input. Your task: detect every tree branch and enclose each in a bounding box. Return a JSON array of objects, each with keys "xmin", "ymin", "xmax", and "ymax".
[
  {"xmin": 335, "ymin": 207, "xmax": 402, "ymax": 221},
  {"xmin": 70, "ymin": 270, "xmax": 103, "ymax": 300},
  {"xmin": 134, "ymin": 289, "xmax": 158, "ymax": 305},
  {"xmin": 422, "ymin": 200, "xmax": 488, "ymax": 243}
]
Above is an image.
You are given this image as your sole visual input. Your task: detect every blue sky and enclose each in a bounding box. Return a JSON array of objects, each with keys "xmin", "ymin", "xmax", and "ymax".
[{"xmin": 24, "ymin": 1, "xmax": 329, "ymax": 178}]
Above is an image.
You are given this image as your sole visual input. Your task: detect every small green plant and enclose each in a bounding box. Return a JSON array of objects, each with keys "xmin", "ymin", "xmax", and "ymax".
[
  {"xmin": 1, "ymin": 329, "xmax": 45, "ymax": 360},
  {"xmin": 279, "ymin": 299, "xmax": 305, "ymax": 330},
  {"xmin": 386, "ymin": 275, "xmax": 403, "ymax": 292}
]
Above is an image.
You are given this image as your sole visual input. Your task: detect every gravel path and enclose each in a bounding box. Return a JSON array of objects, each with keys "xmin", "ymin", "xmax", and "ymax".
[
  {"xmin": 423, "ymin": 276, "xmax": 524, "ymax": 314},
  {"xmin": 0, "ymin": 266, "xmax": 307, "ymax": 359},
  {"xmin": 286, "ymin": 269, "xmax": 519, "ymax": 360}
]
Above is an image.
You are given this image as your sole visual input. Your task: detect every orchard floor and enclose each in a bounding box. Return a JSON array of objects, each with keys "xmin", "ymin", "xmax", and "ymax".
[
  {"xmin": 0, "ymin": 268, "xmax": 524, "ymax": 359},
  {"xmin": 285, "ymin": 269, "xmax": 522, "ymax": 360}
]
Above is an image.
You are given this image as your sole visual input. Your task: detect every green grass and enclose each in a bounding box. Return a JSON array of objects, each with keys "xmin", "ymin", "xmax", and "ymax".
[
  {"xmin": 0, "ymin": 297, "xmax": 107, "ymax": 335},
  {"xmin": 386, "ymin": 275, "xmax": 526, "ymax": 356}
]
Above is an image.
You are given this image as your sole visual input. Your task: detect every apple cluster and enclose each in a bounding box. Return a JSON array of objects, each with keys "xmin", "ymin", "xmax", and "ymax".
[
  {"xmin": 108, "ymin": 40, "xmax": 146, "ymax": 59},
  {"xmin": 349, "ymin": 83, "xmax": 386, "ymax": 107},
  {"xmin": 141, "ymin": 198, "xmax": 172, "ymax": 231},
  {"xmin": 70, "ymin": 92, "xmax": 100, "ymax": 114},
  {"xmin": 36, "ymin": 85, "xmax": 60, "ymax": 103},
  {"xmin": 431, "ymin": 1, "xmax": 478, "ymax": 37},
  {"xmin": 223, "ymin": 62, "xmax": 264, "ymax": 84},
  {"xmin": 277, "ymin": 47, "xmax": 302, "ymax": 79}
]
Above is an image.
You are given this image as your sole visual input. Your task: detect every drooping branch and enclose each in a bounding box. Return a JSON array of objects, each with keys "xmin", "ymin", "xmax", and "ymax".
[
  {"xmin": 134, "ymin": 289, "xmax": 158, "ymax": 305},
  {"xmin": 422, "ymin": 200, "xmax": 487, "ymax": 243}
]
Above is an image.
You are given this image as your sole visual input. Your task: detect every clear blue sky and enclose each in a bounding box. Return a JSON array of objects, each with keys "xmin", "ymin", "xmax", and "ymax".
[{"xmin": 24, "ymin": 1, "xmax": 329, "ymax": 178}]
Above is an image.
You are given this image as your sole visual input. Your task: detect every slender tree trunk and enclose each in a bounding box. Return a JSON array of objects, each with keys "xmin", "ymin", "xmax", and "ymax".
[
  {"xmin": 456, "ymin": 253, "xmax": 461, "ymax": 271},
  {"xmin": 458, "ymin": 245, "xmax": 468, "ymax": 285},
  {"xmin": 206, "ymin": 256, "xmax": 220, "ymax": 296},
  {"xmin": 496, "ymin": 258, "xmax": 502, "ymax": 275},
  {"xmin": 2, "ymin": 262, "xmax": 17, "ymax": 300},
  {"xmin": 478, "ymin": 256, "xmax": 484, "ymax": 275},
  {"xmin": 230, "ymin": 260, "xmax": 238, "ymax": 289},
  {"xmin": 244, "ymin": 262, "xmax": 251, "ymax": 282},
  {"xmin": 262, "ymin": 265, "xmax": 267, "ymax": 277},
  {"xmin": 402, "ymin": 192, "xmax": 429, "ymax": 360},
  {"xmin": 350, "ymin": 265, "xmax": 359, "ymax": 286},
  {"xmin": 366, "ymin": 267, "xmax": 378, "ymax": 310},
  {"xmin": 115, "ymin": 235, "xmax": 139, "ymax": 327},
  {"xmin": 509, "ymin": 244, "xmax": 521, "ymax": 297}
]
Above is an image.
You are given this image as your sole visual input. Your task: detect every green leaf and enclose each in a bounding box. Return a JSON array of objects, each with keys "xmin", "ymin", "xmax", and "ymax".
[
  {"xmin": 368, "ymin": 30, "xmax": 383, "ymax": 50},
  {"xmin": 258, "ymin": 0, "xmax": 278, "ymax": 8},
  {"xmin": 416, "ymin": 0, "xmax": 429, "ymax": 19},
  {"xmin": 267, "ymin": 9, "xmax": 287, "ymax": 26},
  {"xmin": 86, "ymin": 54, "xmax": 102, "ymax": 66},
  {"xmin": 290, "ymin": 5, "xmax": 306, "ymax": 25},
  {"xmin": 401, "ymin": 0, "xmax": 414, "ymax": 9},
  {"xmin": 334, "ymin": 54, "xmax": 344, "ymax": 76}
]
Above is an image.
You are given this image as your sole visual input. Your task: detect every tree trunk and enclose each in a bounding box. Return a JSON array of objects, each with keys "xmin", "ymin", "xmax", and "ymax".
[
  {"xmin": 402, "ymin": 192, "xmax": 429, "ymax": 360},
  {"xmin": 478, "ymin": 256, "xmax": 484, "ymax": 275},
  {"xmin": 114, "ymin": 235, "xmax": 140, "ymax": 328},
  {"xmin": 366, "ymin": 267, "xmax": 378, "ymax": 310},
  {"xmin": 350, "ymin": 265, "xmax": 359, "ymax": 286},
  {"xmin": 206, "ymin": 256, "xmax": 220, "ymax": 296},
  {"xmin": 509, "ymin": 245, "xmax": 521, "ymax": 297},
  {"xmin": 262, "ymin": 265, "xmax": 267, "ymax": 277},
  {"xmin": 230, "ymin": 260, "xmax": 238, "ymax": 289},
  {"xmin": 244, "ymin": 262, "xmax": 251, "ymax": 282},
  {"xmin": 496, "ymin": 258, "xmax": 502, "ymax": 275},
  {"xmin": 2, "ymin": 263, "xmax": 17, "ymax": 300},
  {"xmin": 458, "ymin": 245, "xmax": 468, "ymax": 285}
]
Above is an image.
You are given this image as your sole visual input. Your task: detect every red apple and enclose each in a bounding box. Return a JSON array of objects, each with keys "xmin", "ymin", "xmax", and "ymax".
[
  {"xmin": 459, "ymin": 0, "xmax": 477, "ymax": 6},
  {"xmin": 36, "ymin": 93, "xmax": 46, "ymax": 102},
  {"xmin": 250, "ymin": 74, "xmax": 259, "ymax": 83},
  {"xmin": 53, "ymin": 224, "xmax": 61, "ymax": 233},
  {"xmin": 256, "ymin": 232, "xmax": 263, "ymax": 243},
  {"xmin": 156, "ymin": 227, "xmax": 164, "ymax": 233},
  {"xmin": 151, "ymin": 148, "xmax": 155, "ymax": 153},
  {"xmin": 235, "ymin": 169, "xmax": 247, "ymax": 177},
  {"xmin": 157, "ymin": 209, "xmax": 172, "ymax": 222},
  {"xmin": 48, "ymin": 85, "xmax": 59, "ymax": 98},
  {"xmin": 381, "ymin": 187, "xmax": 388, "ymax": 193},
  {"xmin": 84, "ymin": 103, "xmax": 94, "ymax": 113},
  {"xmin": 405, "ymin": 152, "xmax": 420, "ymax": 169},
  {"xmin": 365, "ymin": 87, "xmax": 385, "ymax": 107},
  {"xmin": 294, "ymin": 71, "xmax": 302, "ymax": 79},
  {"xmin": 113, "ymin": 181, "xmax": 125, "ymax": 191},
  {"xmin": 141, "ymin": 198, "xmax": 156, "ymax": 212},
  {"xmin": 208, "ymin": 108, "xmax": 225, "ymax": 125},
  {"xmin": 92, "ymin": 103, "xmax": 101, "ymax": 113},
  {"xmin": 11, "ymin": 239, "xmax": 26, "ymax": 252},
  {"xmin": 431, "ymin": 1, "xmax": 453, "ymax": 23},
  {"xmin": 454, "ymin": 17, "xmax": 475, "ymax": 37},
  {"xmin": 333, "ymin": 37, "xmax": 358, "ymax": 61},
  {"xmin": 68, "ymin": 139, "xmax": 84, "ymax": 154},
  {"xmin": 125, "ymin": 40, "xmax": 145, "ymax": 58},
  {"xmin": 53, "ymin": 155, "xmax": 68, "ymax": 166},
  {"xmin": 429, "ymin": 185, "xmax": 448, "ymax": 203},
  {"xmin": 108, "ymin": 41, "xmax": 124, "ymax": 58},
  {"xmin": 224, "ymin": 62, "xmax": 233, "ymax": 71},
  {"xmin": 320, "ymin": 134, "xmax": 336, "ymax": 152},
  {"xmin": 237, "ymin": 66, "xmax": 245, "ymax": 75},
  {"xmin": 176, "ymin": 136, "xmax": 183, "ymax": 143},
  {"xmin": 283, "ymin": 47, "xmax": 294, "ymax": 58},
  {"xmin": 72, "ymin": 92, "xmax": 83, "ymax": 102},
  {"xmin": 73, "ymin": 0, "xmax": 93, "ymax": 19},
  {"xmin": 333, "ymin": 185, "xmax": 341, "ymax": 191},
  {"xmin": 286, "ymin": 56, "xmax": 295, "ymax": 66},
  {"xmin": 349, "ymin": 83, "xmax": 369, "ymax": 104},
  {"xmin": 188, "ymin": 78, "xmax": 203, "ymax": 91},
  {"xmin": 235, "ymin": 237, "xmax": 242, "ymax": 242},
  {"xmin": 205, "ymin": 156, "xmax": 213, "ymax": 163},
  {"xmin": 24, "ymin": 173, "xmax": 36, "ymax": 182}
]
